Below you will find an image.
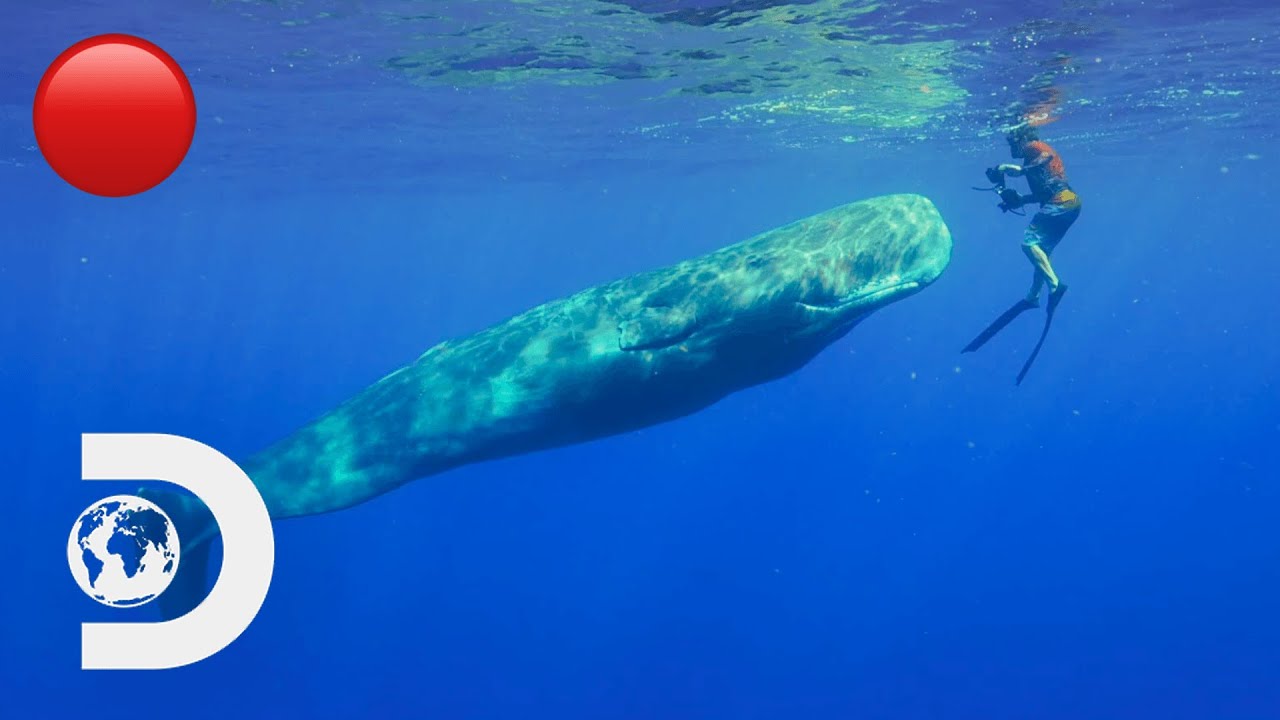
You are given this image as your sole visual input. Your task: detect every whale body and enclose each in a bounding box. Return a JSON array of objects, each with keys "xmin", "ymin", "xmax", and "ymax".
[{"xmin": 157, "ymin": 193, "xmax": 952, "ymax": 617}]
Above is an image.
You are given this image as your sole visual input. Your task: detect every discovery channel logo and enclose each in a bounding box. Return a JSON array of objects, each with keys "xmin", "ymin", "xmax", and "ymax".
[{"xmin": 67, "ymin": 434, "xmax": 273, "ymax": 670}]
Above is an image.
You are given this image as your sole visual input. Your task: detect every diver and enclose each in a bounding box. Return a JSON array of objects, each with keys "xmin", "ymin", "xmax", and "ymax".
[
  {"xmin": 963, "ymin": 124, "xmax": 1083, "ymax": 385},
  {"xmin": 996, "ymin": 124, "xmax": 1081, "ymax": 306}
]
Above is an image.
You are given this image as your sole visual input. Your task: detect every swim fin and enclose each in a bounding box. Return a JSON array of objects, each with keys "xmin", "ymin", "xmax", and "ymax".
[
  {"xmin": 1015, "ymin": 284, "xmax": 1068, "ymax": 386},
  {"xmin": 962, "ymin": 297, "xmax": 1038, "ymax": 353}
]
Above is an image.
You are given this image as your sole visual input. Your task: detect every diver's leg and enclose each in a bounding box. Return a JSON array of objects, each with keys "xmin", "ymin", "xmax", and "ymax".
[
  {"xmin": 1024, "ymin": 243, "xmax": 1060, "ymax": 292},
  {"xmin": 1022, "ymin": 219, "xmax": 1056, "ymax": 304},
  {"xmin": 1025, "ymin": 265, "xmax": 1045, "ymax": 305}
]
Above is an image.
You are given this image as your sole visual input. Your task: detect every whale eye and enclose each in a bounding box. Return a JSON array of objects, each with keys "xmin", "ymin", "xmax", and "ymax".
[{"xmin": 901, "ymin": 246, "xmax": 920, "ymax": 268}]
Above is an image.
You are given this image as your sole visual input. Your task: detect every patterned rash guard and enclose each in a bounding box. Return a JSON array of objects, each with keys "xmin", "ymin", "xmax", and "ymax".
[
  {"xmin": 1019, "ymin": 139, "xmax": 1082, "ymax": 250},
  {"xmin": 1022, "ymin": 140, "xmax": 1078, "ymax": 206}
]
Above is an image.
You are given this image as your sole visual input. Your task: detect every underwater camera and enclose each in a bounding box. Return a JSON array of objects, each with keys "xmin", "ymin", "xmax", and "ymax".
[{"xmin": 974, "ymin": 167, "xmax": 1026, "ymax": 214}]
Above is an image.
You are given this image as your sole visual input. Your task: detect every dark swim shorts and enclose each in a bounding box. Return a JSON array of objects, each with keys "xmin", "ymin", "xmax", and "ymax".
[{"xmin": 1023, "ymin": 195, "xmax": 1081, "ymax": 253}]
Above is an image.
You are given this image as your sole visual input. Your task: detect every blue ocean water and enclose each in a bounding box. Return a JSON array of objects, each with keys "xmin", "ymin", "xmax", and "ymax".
[{"xmin": 3, "ymin": 1, "xmax": 1279, "ymax": 718}]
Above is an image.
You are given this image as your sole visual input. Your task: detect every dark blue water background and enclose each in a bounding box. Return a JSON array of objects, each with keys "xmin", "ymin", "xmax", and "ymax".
[{"xmin": 2, "ymin": 1, "xmax": 1278, "ymax": 718}]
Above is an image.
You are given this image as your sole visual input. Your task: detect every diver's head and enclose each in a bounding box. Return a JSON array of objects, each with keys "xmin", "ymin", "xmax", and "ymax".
[{"xmin": 1006, "ymin": 124, "xmax": 1038, "ymax": 158}]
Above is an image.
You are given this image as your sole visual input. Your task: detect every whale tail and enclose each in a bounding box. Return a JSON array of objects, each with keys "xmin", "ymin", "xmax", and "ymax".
[{"xmin": 138, "ymin": 486, "xmax": 219, "ymax": 621}]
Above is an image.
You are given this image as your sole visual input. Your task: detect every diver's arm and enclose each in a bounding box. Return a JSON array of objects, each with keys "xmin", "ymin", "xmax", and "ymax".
[
  {"xmin": 1025, "ymin": 152, "xmax": 1051, "ymax": 168},
  {"xmin": 999, "ymin": 152, "xmax": 1050, "ymax": 177}
]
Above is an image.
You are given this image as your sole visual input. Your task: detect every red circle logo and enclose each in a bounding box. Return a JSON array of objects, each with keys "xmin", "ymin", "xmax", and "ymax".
[{"xmin": 33, "ymin": 34, "xmax": 196, "ymax": 197}]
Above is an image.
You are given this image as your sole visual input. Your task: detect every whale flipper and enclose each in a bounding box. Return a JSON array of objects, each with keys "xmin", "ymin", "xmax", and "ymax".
[
  {"xmin": 137, "ymin": 487, "xmax": 218, "ymax": 620},
  {"xmin": 158, "ymin": 532, "xmax": 213, "ymax": 621},
  {"xmin": 618, "ymin": 305, "xmax": 697, "ymax": 351}
]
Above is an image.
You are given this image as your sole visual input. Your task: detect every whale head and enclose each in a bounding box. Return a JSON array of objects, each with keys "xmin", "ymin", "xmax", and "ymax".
[{"xmin": 792, "ymin": 193, "xmax": 952, "ymax": 336}]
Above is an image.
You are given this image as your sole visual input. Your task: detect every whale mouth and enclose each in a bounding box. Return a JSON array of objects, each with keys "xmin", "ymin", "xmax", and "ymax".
[{"xmin": 797, "ymin": 279, "xmax": 923, "ymax": 315}]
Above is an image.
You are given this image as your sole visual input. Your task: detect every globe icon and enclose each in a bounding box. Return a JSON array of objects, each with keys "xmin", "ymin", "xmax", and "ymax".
[{"xmin": 67, "ymin": 494, "xmax": 181, "ymax": 607}]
